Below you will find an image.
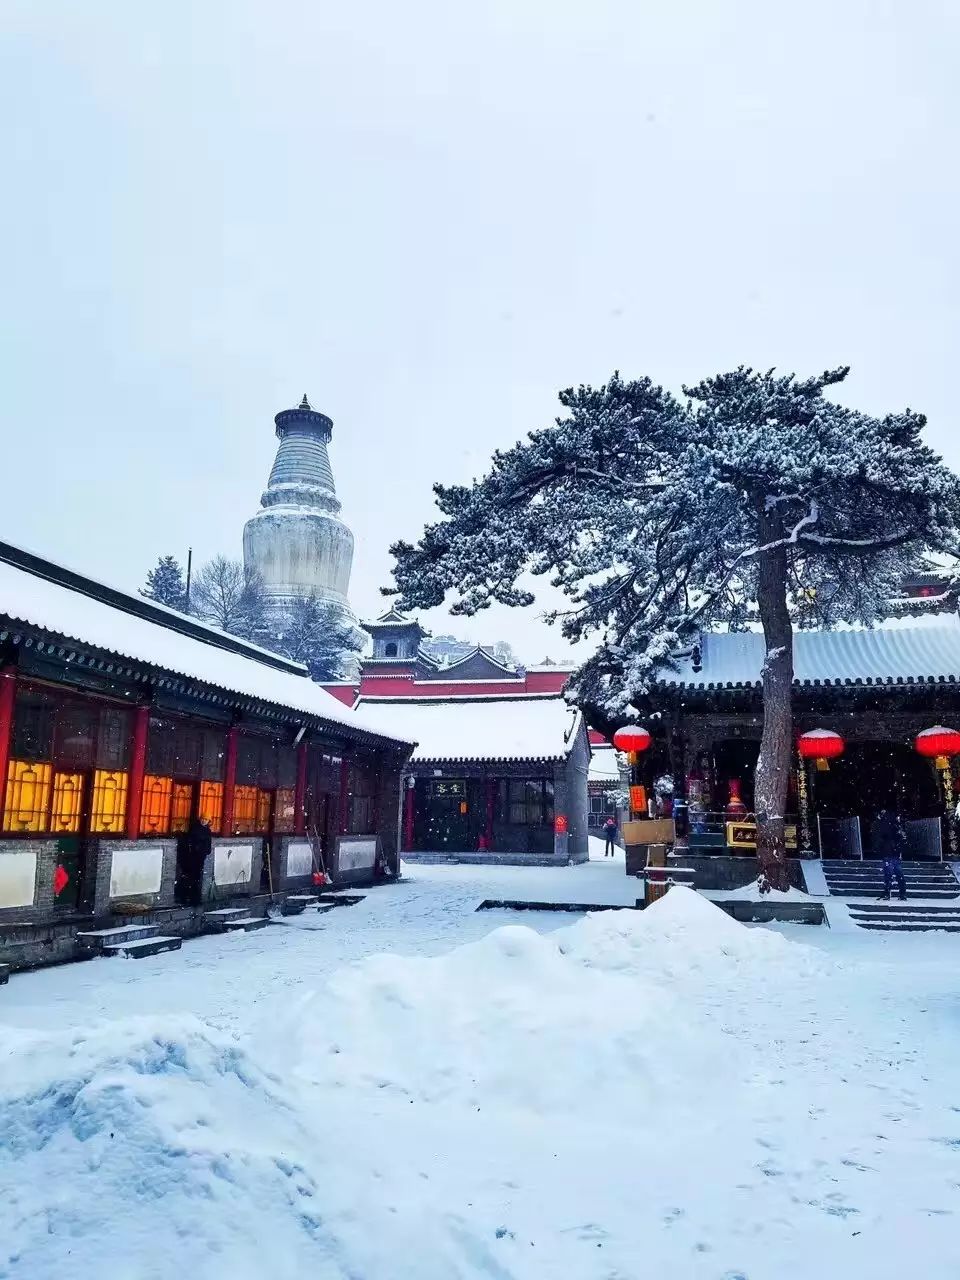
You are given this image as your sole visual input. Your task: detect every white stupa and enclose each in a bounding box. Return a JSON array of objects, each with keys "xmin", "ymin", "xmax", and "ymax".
[{"xmin": 243, "ymin": 395, "xmax": 357, "ymax": 627}]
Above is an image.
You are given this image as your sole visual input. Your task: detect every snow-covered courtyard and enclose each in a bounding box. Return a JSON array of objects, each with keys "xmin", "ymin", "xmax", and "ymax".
[{"xmin": 3, "ymin": 844, "xmax": 960, "ymax": 1280}]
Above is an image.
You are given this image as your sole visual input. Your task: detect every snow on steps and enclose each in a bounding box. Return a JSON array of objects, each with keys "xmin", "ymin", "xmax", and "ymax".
[
  {"xmin": 848, "ymin": 901, "xmax": 960, "ymax": 933},
  {"xmin": 77, "ymin": 923, "xmax": 164, "ymax": 954},
  {"xmin": 203, "ymin": 908, "xmax": 271, "ymax": 934},
  {"xmin": 821, "ymin": 860, "xmax": 960, "ymax": 899},
  {"xmin": 102, "ymin": 935, "xmax": 183, "ymax": 958},
  {"xmin": 77, "ymin": 923, "xmax": 184, "ymax": 959}
]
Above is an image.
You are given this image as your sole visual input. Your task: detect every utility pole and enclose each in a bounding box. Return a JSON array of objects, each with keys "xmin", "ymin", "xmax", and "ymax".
[{"xmin": 184, "ymin": 546, "xmax": 193, "ymax": 614}]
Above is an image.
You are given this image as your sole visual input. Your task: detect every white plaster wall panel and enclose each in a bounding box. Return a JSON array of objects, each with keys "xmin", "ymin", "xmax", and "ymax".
[
  {"xmin": 0, "ymin": 850, "xmax": 37, "ymax": 908},
  {"xmin": 110, "ymin": 846, "xmax": 163, "ymax": 898},
  {"xmin": 285, "ymin": 840, "xmax": 313, "ymax": 878},
  {"xmin": 215, "ymin": 842, "xmax": 254, "ymax": 888}
]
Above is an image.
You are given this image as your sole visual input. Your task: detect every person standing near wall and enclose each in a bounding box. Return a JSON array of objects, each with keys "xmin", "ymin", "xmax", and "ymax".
[
  {"xmin": 602, "ymin": 815, "xmax": 618, "ymax": 857},
  {"xmin": 871, "ymin": 807, "xmax": 908, "ymax": 901},
  {"xmin": 176, "ymin": 816, "xmax": 213, "ymax": 906}
]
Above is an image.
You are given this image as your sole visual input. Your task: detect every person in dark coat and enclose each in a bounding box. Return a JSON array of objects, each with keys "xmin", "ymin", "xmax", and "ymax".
[
  {"xmin": 602, "ymin": 816, "xmax": 618, "ymax": 858},
  {"xmin": 871, "ymin": 807, "xmax": 907, "ymax": 900},
  {"xmin": 177, "ymin": 816, "xmax": 212, "ymax": 906}
]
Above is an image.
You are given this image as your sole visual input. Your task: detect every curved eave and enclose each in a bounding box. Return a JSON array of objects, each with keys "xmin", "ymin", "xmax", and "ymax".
[
  {"xmin": 1, "ymin": 620, "xmax": 413, "ymax": 753},
  {"xmin": 657, "ymin": 674, "xmax": 960, "ymax": 692},
  {"xmin": 411, "ymin": 753, "xmax": 567, "ymax": 765}
]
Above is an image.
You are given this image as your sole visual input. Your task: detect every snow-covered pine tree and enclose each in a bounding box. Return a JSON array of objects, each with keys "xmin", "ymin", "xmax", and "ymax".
[
  {"xmin": 387, "ymin": 367, "xmax": 960, "ymax": 891},
  {"xmin": 272, "ymin": 595, "xmax": 364, "ymax": 681},
  {"xmin": 141, "ymin": 555, "xmax": 187, "ymax": 610}
]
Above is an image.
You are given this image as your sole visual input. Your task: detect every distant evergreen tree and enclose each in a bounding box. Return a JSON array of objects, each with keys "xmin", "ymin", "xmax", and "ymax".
[
  {"xmin": 273, "ymin": 595, "xmax": 364, "ymax": 681},
  {"xmin": 387, "ymin": 366, "xmax": 960, "ymax": 891},
  {"xmin": 142, "ymin": 555, "xmax": 187, "ymax": 610}
]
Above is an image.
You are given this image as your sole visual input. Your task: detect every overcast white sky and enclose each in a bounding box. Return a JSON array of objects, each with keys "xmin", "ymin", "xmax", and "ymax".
[{"xmin": 2, "ymin": 0, "xmax": 957, "ymax": 663}]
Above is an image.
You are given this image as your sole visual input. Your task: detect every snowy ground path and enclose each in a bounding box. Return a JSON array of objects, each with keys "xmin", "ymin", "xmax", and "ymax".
[{"xmin": 3, "ymin": 843, "xmax": 960, "ymax": 1280}]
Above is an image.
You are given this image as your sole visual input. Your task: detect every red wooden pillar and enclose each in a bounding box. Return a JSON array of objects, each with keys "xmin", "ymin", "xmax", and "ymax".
[
  {"xmin": 338, "ymin": 757, "xmax": 349, "ymax": 834},
  {"xmin": 403, "ymin": 780, "xmax": 416, "ymax": 851},
  {"xmin": 294, "ymin": 740, "xmax": 308, "ymax": 836},
  {"xmin": 0, "ymin": 666, "xmax": 17, "ymax": 821},
  {"xmin": 124, "ymin": 704, "xmax": 150, "ymax": 840},
  {"xmin": 222, "ymin": 725, "xmax": 239, "ymax": 835}
]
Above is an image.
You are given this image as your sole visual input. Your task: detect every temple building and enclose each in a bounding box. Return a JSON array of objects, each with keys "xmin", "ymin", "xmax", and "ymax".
[
  {"xmin": 0, "ymin": 538, "xmax": 412, "ymax": 972},
  {"xmin": 319, "ymin": 609, "xmax": 598, "ymax": 863},
  {"xmin": 243, "ymin": 395, "xmax": 358, "ymax": 637}
]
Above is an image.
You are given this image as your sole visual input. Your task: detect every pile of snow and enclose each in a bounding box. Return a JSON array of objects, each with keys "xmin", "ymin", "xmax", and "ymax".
[
  {"xmin": 0, "ymin": 891, "xmax": 850, "ymax": 1280},
  {"xmin": 276, "ymin": 891, "xmax": 770, "ymax": 1117},
  {"xmin": 0, "ymin": 1018, "xmax": 326, "ymax": 1279}
]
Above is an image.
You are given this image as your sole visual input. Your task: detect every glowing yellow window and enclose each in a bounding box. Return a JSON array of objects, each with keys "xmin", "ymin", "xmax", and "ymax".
[
  {"xmin": 140, "ymin": 775, "xmax": 173, "ymax": 834},
  {"xmin": 233, "ymin": 785, "xmax": 258, "ymax": 833},
  {"xmin": 2, "ymin": 759, "xmax": 52, "ymax": 833},
  {"xmin": 51, "ymin": 771, "xmax": 84, "ymax": 834},
  {"xmin": 256, "ymin": 789, "xmax": 273, "ymax": 832},
  {"xmin": 275, "ymin": 787, "xmax": 296, "ymax": 832},
  {"xmin": 198, "ymin": 780, "xmax": 223, "ymax": 833},
  {"xmin": 171, "ymin": 782, "xmax": 193, "ymax": 833},
  {"xmin": 90, "ymin": 769, "xmax": 129, "ymax": 834}
]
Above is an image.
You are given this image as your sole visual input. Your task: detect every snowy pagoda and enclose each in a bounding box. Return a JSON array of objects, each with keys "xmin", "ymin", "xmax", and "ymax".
[{"xmin": 242, "ymin": 395, "xmax": 358, "ymax": 635}]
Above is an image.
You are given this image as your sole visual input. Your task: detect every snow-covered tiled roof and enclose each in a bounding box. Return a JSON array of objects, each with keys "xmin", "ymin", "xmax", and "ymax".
[
  {"xmin": 660, "ymin": 613, "xmax": 960, "ymax": 690},
  {"xmin": 0, "ymin": 551, "xmax": 413, "ymax": 747},
  {"xmin": 355, "ymin": 695, "xmax": 582, "ymax": 762},
  {"xmin": 588, "ymin": 746, "xmax": 621, "ymax": 783}
]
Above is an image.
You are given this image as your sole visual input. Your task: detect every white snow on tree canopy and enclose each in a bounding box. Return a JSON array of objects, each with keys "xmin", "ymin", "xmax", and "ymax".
[
  {"xmin": 355, "ymin": 695, "xmax": 582, "ymax": 762},
  {"xmin": 0, "ymin": 557, "xmax": 413, "ymax": 746},
  {"xmin": 663, "ymin": 613, "xmax": 960, "ymax": 689}
]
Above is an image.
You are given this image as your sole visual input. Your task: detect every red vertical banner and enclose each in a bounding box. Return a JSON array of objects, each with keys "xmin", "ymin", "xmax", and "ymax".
[
  {"xmin": 403, "ymin": 780, "xmax": 415, "ymax": 851},
  {"xmin": 338, "ymin": 756, "xmax": 349, "ymax": 835},
  {"xmin": 222, "ymin": 725, "xmax": 239, "ymax": 836},
  {"xmin": 124, "ymin": 705, "xmax": 150, "ymax": 840},
  {"xmin": 0, "ymin": 667, "xmax": 16, "ymax": 822},
  {"xmin": 294, "ymin": 740, "xmax": 308, "ymax": 836}
]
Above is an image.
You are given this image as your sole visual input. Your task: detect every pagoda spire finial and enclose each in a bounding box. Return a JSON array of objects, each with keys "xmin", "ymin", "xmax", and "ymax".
[{"xmin": 299, "ymin": 393, "xmax": 311, "ymax": 410}]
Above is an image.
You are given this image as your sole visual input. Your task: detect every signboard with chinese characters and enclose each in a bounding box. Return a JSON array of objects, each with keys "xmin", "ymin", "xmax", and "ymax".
[
  {"xmin": 429, "ymin": 779, "xmax": 466, "ymax": 798},
  {"xmin": 725, "ymin": 822, "xmax": 798, "ymax": 851}
]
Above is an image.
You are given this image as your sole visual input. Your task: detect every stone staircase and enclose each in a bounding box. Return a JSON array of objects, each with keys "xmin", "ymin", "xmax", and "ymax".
[
  {"xmin": 77, "ymin": 923, "xmax": 183, "ymax": 959},
  {"xmin": 821, "ymin": 860, "xmax": 960, "ymax": 900},
  {"xmin": 281, "ymin": 894, "xmax": 337, "ymax": 916},
  {"xmin": 203, "ymin": 907, "xmax": 271, "ymax": 934},
  {"xmin": 847, "ymin": 901, "xmax": 960, "ymax": 933}
]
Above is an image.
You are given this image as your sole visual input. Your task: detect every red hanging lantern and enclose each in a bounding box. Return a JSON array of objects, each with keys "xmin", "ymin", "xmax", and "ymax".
[
  {"xmin": 797, "ymin": 728, "xmax": 845, "ymax": 772},
  {"xmin": 914, "ymin": 725, "xmax": 960, "ymax": 770},
  {"xmin": 612, "ymin": 726, "xmax": 652, "ymax": 755}
]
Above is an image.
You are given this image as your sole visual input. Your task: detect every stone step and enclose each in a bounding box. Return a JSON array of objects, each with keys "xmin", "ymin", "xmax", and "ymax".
[
  {"xmin": 850, "ymin": 909, "xmax": 960, "ymax": 923},
  {"xmin": 102, "ymin": 935, "xmax": 183, "ymax": 958},
  {"xmin": 77, "ymin": 923, "xmax": 161, "ymax": 953},
  {"xmin": 822, "ymin": 862, "xmax": 955, "ymax": 874},
  {"xmin": 854, "ymin": 920, "xmax": 960, "ymax": 933},
  {"xmin": 850, "ymin": 901, "xmax": 960, "ymax": 914},
  {"xmin": 828, "ymin": 888, "xmax": 960, "ymax": 899},
  {"xmin": 317, "ymin": 893, "xmax": 366, "ymax": 907},
  {"xmin": 281, "ymin": 894, "xmax": 322, "ymax": 916},
  {"xmin": 823, "ymin": 869, "xmax": 956, "ymax": 879},
  {"xmin": 203, "ymin": 907, "xmax": 252, "ymax": 921},
  {"xmin": 214, "ymin": 915, "xmax": 271, "ymax": 933},
  {"xmin": 0, "ymin": 963, "xmax": 9, "ymax": 986}
]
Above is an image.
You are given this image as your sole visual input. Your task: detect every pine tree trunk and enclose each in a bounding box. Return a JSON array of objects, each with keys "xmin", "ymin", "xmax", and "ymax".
[{"xmin": 753, "ymin": 520, "xmax": 794, "ymax": 894}]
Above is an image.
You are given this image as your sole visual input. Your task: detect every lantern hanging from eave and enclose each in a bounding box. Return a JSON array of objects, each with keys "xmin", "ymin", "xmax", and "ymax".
[
  {"xmin": 914, "ymin": 725, "xmax": 960, "ymax": 770},
  {"xmin": 797, "ymin": 728, "xmax": 845, "ymax": 772},
  {"xmin": 612, "ymin": 725, "xmax": 652, "ymax": 765}
]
